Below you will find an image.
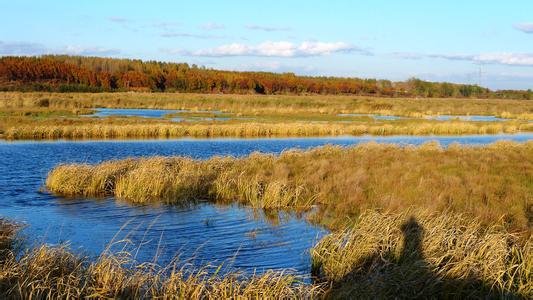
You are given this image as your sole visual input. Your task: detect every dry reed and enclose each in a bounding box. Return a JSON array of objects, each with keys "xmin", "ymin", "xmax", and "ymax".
[
  {"xmin": 47, "ymin": 141, "xmax": 533, "ymax": 232},
  {"xmin": 5, "ymin": 121, "xmax": 532, "ymax": 140},
  {"xmin": 311, "ymin": 210, "xmax": 532, "ymax": 299}
]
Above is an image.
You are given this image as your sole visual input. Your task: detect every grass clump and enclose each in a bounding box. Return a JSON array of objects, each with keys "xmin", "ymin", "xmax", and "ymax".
[
  {"xmin": 3, "ymin": 119, "xmax": 532, "ymax": 140},
  {"xmin": 47, "ymin": 141, "xmax": 533, "ymax": 232},
  {"xmin": 0, "ymin": 233, "xmax": 319, "ymax": 299},
  {"xmin": 0, "ymin": 211, "xmax": 530, "ymax": 298},
  {"xmin": 311, "ymin": 210, "xmax": 532, "ymax": 299}
]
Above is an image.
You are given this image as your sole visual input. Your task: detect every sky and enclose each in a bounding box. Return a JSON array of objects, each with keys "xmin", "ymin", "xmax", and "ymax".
[{"xmin": 1, "ymin": 0, "xmax": 533, "ymax": 90}]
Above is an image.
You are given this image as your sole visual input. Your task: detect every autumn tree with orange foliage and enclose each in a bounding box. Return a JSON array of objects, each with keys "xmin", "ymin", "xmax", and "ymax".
[{"xmin": 0, "ymin": 55, "xmax": 531, "ymax": 99}]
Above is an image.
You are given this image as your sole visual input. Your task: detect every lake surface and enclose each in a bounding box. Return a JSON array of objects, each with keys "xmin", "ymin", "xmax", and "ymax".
[{"xmin": 0, "ymin": 134, "xmax": 532, "ymax": 277}]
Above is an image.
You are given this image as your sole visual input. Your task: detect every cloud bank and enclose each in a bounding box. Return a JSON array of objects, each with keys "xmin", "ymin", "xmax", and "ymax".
[
  {"xmin": 183, "ymin": 41, "xmax": 369, "ymax": 57},
  {"xmin": 395, "ymin": 52, "xmax": 533, "ymax": 66}
]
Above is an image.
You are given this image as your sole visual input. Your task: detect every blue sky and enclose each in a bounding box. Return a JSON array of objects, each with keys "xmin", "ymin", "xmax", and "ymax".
[{"xmin": 1, "ymin": 0, "xmax": 533, "ymax": 89}]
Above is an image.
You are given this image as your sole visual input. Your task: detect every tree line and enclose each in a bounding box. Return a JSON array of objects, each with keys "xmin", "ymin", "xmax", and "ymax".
[{"xmin": 0, "ymin": 55, "xmax": 531, "ymax": 99}]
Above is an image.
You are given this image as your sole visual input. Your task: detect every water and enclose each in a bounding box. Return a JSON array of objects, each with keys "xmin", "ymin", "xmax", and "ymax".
[
  {"xmin": 86, "ymin": 108, "xmax": 238, "ymax": 122},
  {"xmin": 0, "ymin": 134, "xmax": 532, "ymax": 276},
  {"xmin": 88, "ymin": 108, "xmax": 186, "ymax": 118},
  {"xmin": 428, "ymin": 115, "xmax": 510, "ymax": 122},
  {"xmin": 337, "ymin": 113, "xmax": 407, "ymax": 120},
  {"xmin": 88, "ymin": 109, "xmax": 524, "ymax": 123},
  {"xmin": 338, "ymin": 113, "xmax": 517, "ymax": 122}
]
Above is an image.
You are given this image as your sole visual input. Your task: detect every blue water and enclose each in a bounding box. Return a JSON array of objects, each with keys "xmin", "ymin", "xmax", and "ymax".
[
  {"xmin": 88, "ymin": 108, "xmax": 185, "ymax": 118},
  {"xmin": 337, "ymin": 113, "xmax": 521, "ymax": 122},
  {"xmin": 0, "ymin": 134, "xmax": 531, "ymax": 277},
  {"xmin": 429, "ymin": 115, "xmax": 511, "ymax": 122},
  {"xmin": 86, "ymin": 108, "xmax": 243, "ymax": 122},
  {"xmin": 337, "ymin": 113, "xmax": 407, "ymax": 120}
]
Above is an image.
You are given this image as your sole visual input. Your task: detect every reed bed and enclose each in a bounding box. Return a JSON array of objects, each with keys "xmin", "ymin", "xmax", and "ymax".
[
  {"xmin": 5, "ymin": 121, "xmax": 532, "ymax": 140},
  {"xmin": 2, "ymin": 92, "xmax": 533, "ymax": 119},
  {"xmin": 47, "ymin": 141, "xmax": 533, "ymax": 232},
  {"xmin": 0, "ymin": 224, "xmax": 320, "ymax": 299},
  {"xmin": 311, "ymin": 210, "xmax": 532, "ymax": 299},
  {"xmin": 0, "ymin": 210, "xmax": 530, "ymax": 298},
  {"xmin": 2, "ymin": 91, "xmax": 532, "ymax": 140}
]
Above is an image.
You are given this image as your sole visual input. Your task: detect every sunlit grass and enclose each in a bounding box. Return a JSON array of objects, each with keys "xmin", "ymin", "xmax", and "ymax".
[
  {"xmin": 2, "ymin": 92, "xmax": 533, "ymax": 119},
  {"xmin": 3, "ymin": 119, "xmax": 532, "ymax": 139},
  {"xmin": 47, "ymin": 141, "xmax": 533, "ymax": 232},
  {"xmin": 1, "ymin": 92, "xmax": 532, "ymax": 139},
  {"xmin": 0, "ymin": 222, "xmax": 320, "ymax": 299},
  {"xmin": 0, "ymin": 210, "xmax": 530, "ymax": 298},
  {"xmin": 311, "ymin": 210, "xmax": 532, "ymax": 298}
]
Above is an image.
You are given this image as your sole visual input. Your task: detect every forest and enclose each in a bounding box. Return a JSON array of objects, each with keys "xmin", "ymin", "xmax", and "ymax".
[{"xmin": 1, "ymin": 55, "xmax": 532, "ymax": 99}]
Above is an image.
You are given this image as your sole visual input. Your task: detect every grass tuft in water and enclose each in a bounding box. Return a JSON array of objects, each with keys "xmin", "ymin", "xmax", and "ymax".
[{"xmin": 47, "ymin": 141, "xmax": 533, "ymax": 232}]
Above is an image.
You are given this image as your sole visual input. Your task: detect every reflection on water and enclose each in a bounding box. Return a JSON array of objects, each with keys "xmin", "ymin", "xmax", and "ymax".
[{"xmin": 0, "ymin": 134, "xmax": 531, "ymax": 276}]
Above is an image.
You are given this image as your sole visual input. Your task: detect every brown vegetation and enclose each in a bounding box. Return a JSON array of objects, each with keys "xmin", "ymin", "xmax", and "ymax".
[
  {"xmin": 4, "ymin": 55, "xmax": 530, "ymax": 99},
  {"xmin": 311, "ymin": 211, "xmax": 532, "ymax": 298},
  {"xmin": 47, "ymin": 141, "xmax": 533, "ymax": 232}
]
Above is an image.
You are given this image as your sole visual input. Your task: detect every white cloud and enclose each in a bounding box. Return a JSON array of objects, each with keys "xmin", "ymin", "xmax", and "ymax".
[
  {"xmin": 201, "ymin": 22, "xmax": 225, "ymax": 30},
  {"xmin": 473, "ymin": 53, "xmax": 533, "ymax": 66},
  {"xmin": 184, "ymin": 41, "xmax": 369, "ymax": 57},
  {"xmin": 427, "ymin": 53, "xmax": 475, "ymax": 61},
  {"xmin": 394, "ymin": 52, "xmax": 533, "ymax": 66},
  {"xmin": 0, "ymin": 41, "xmax": 121, "ymax": 56},
  {"xmin": 246, "ymin": 25, "xmax": 291, "ymax": 32},
  {"xmin": 63, "ymin": 46, "xmax": 121, "ymax": 56},
  {"xmin": 513, "ymin": 23, "xmax": 533, "ymax": 34}
]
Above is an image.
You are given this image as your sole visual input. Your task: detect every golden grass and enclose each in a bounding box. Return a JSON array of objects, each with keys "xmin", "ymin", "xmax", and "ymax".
[
  {"xmin": 1, "ymin": 91, "xmax": 532, "ymax": 139},
  {"xmin": 0, "ymin": 218, "xmax": 321, "ymax": 298},
  {"xmin": 0, "ymin": 211, "xmax": 530, "ymax": 298},
  {"xmin": 311, "ymin": 210, "xmax": 532, "ymax": 299},
  {"xmin": 2, "ymin": 92, "xmax": 533, "ymax": 119},
  {"xmin": 9, "ymin": 142, "xmax": 533, "ymax": 298},
  {"xmin": 5, "ymin": 121, "xmax": 532, "ymax": 140},
  {"xmin": 0, "ymin": 241, "xmax": 320, "ymax": 299},
  {"xmin": 47, "ymin": 141, "xmax": 533, "ymax": 232}
]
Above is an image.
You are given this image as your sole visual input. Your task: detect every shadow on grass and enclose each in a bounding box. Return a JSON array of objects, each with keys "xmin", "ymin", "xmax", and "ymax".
[{"xmin": 324, "ymin": 217, "xmax": 521, "ymax": 299}]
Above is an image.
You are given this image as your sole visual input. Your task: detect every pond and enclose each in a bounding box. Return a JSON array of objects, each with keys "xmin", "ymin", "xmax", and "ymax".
[
  {"xmin": 0, "ymin": 133, "xmax": 531, "ymax": 277},
  {"xmin": 85, "ymin": 108, "xmax": 239, "ymax": 122},
  {"xmin": 338, "ymin": 113, "xmax": 517, "ymax": 122},
  {"xmin": 427, "ymin": 115, "xmax": 511, "ymax": 122},
  {"xmin": 337, "ymin": 113, "xmax": 407, "ymax": 120}
]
